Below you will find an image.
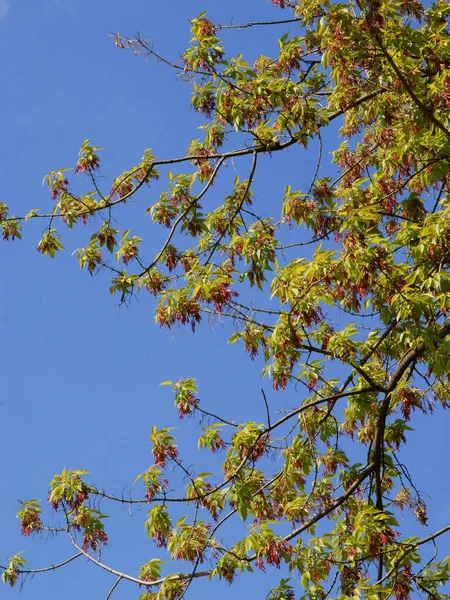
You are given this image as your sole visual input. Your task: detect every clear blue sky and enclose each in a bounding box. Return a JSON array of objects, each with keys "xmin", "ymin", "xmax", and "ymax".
[{"xmin": 1, "ymin": 1, "xmax": 449, "ymax": 599}]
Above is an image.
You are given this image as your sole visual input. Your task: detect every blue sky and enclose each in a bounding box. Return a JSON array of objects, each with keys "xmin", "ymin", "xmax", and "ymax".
[{"xmin": 1, "ymin": 1, "xmax": 449, "ymax": 599}]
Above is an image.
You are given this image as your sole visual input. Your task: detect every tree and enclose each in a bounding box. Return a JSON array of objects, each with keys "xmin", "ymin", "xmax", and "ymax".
[{"xmin": 2, "ymin": 0, "xmax": 450, "ymax": 598}]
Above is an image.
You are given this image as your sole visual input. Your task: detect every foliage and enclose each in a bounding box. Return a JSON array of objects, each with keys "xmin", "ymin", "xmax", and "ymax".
[{"xmin": 2, "ymin": 0, "xmax": 450, "ymax": 598}]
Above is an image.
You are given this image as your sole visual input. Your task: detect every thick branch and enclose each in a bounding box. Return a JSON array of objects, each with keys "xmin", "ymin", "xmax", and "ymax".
[{"xmin": 373, "ymin": 321, "xmax": 450, "ymax": 510}]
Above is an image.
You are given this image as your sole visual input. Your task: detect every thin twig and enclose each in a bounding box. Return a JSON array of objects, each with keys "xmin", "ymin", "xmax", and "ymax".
[
  {"xmin": 105, "ymin": 576, "xmax": 123, "ymax": 600},
  {"xmin": 216, "ymin": 18, "xmax": 302, "ymax": 30}
]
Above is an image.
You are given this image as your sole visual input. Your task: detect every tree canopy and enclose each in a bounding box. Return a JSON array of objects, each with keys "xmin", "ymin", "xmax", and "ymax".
[{"xmin": 2, "ymin": 0, "xmax": 450, "ymax": 599}]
